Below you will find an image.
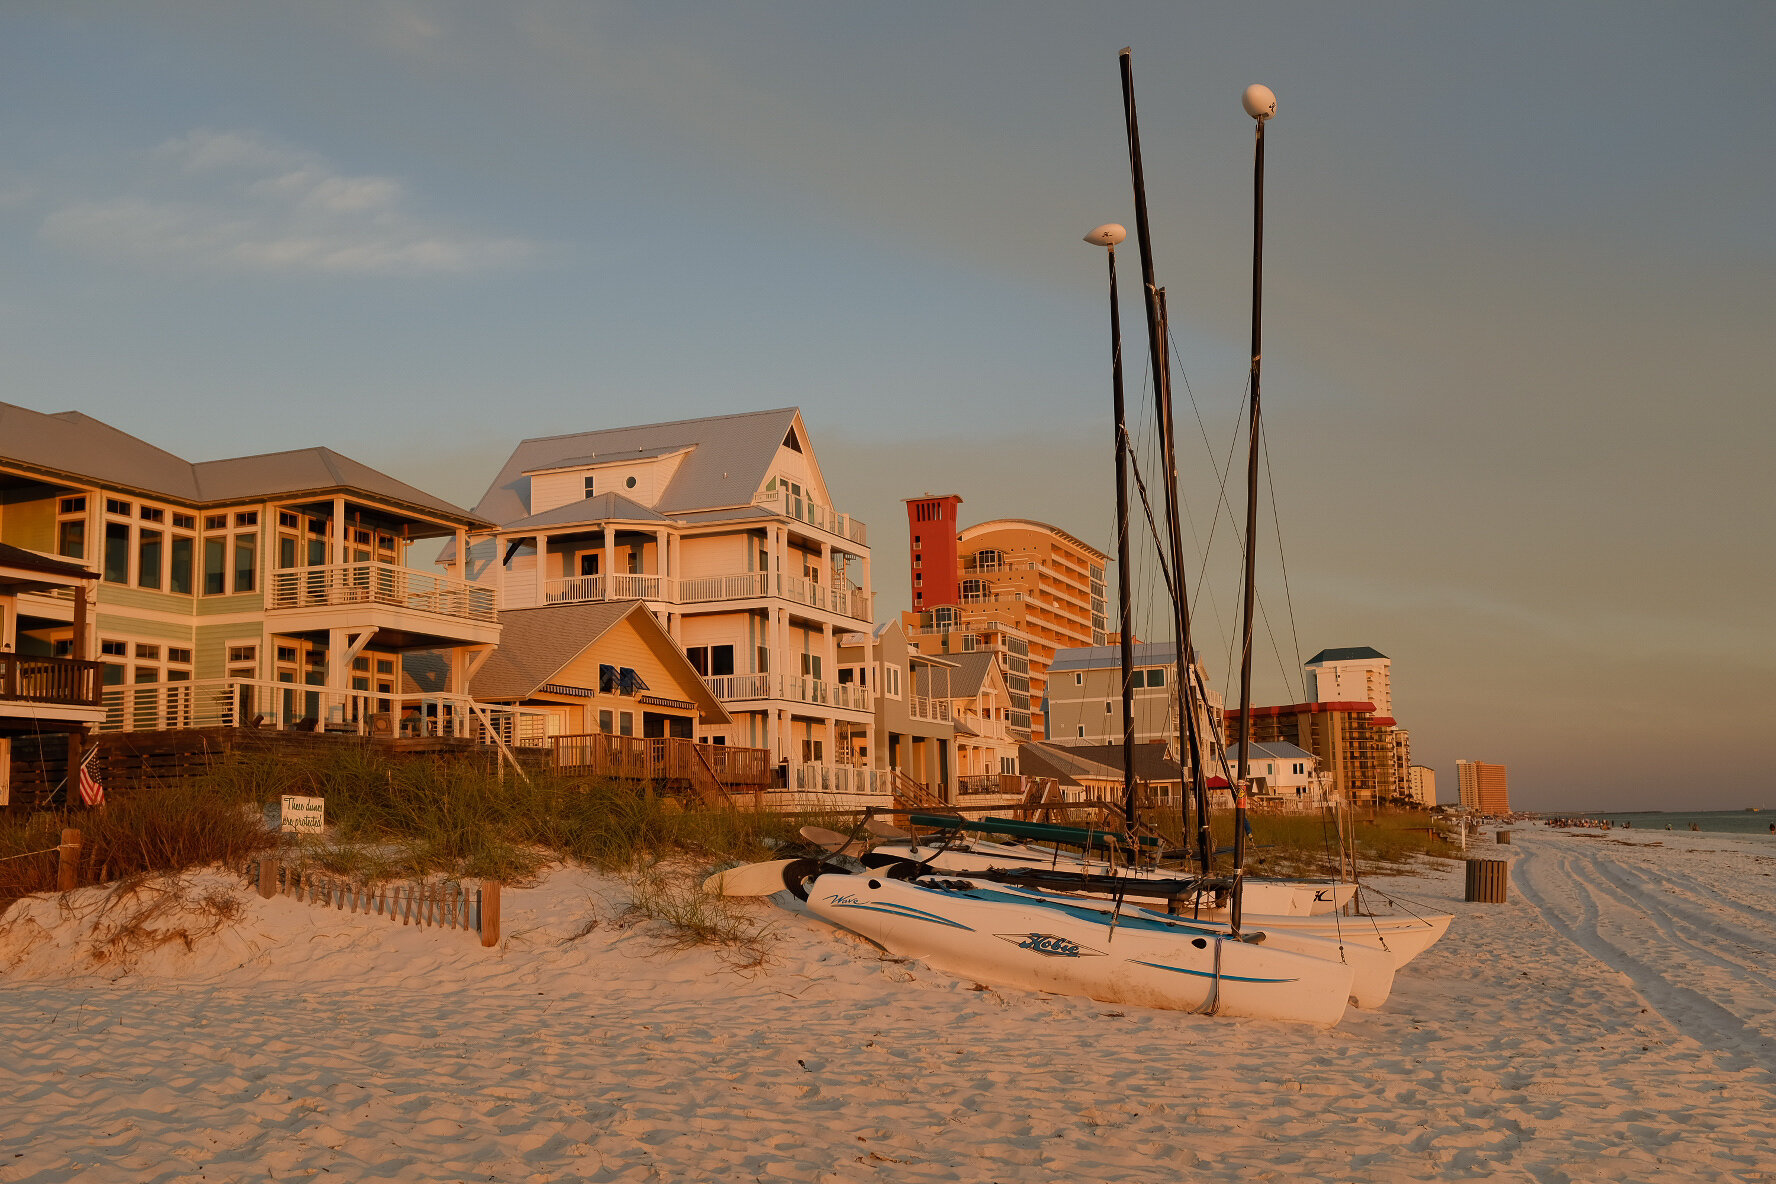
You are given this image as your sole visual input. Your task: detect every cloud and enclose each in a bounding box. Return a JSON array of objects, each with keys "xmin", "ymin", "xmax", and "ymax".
[{"xmin": 39, "ymin": 130, "xmax": 535, "ymax": 276}]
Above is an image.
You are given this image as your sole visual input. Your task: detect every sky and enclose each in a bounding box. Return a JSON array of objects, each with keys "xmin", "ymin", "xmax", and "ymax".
[{"xmin": 2, "ymin": 2, "xmax": 1771, "ymax": 811}]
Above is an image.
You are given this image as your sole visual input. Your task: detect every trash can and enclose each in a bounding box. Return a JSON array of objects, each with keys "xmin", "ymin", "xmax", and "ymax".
[
  {"xmin": 1497, "ymin": 830, "xmax": 1512, "ymax": 845},
  {"xmin": 1465, "ymin": 858, "xmax": 1508, "ymax": 903}
]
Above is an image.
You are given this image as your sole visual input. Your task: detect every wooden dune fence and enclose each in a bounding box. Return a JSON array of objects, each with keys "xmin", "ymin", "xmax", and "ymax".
[{"xmin": 248, "ymin": 857, "xmax": 501, "ymax": 947}]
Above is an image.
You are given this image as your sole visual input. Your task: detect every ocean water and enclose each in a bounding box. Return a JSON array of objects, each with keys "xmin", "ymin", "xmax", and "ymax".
[{"xmin": 1588, "ymin": 809, "xmax": 1776, "ymax": 836}]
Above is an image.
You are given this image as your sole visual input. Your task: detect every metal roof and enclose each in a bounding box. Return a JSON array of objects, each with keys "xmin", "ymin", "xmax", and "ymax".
[
  {"xmin": 501, "ymin": 492, "xmax": 673, "ymax": 531},
  {"xmin": 1224, "ymin": 741, "xmax": 1317, "ymax": 764},
  {"xmin": 1304, "ymin": 646, "xmax": 1388, "ymax": 664},
  {"xmin": 470, "ymin": 407, "xmax": 803, "ymax": 526},
  {"xmin": 0, "ymin": 542, "xmax": 95, "ymax": 581},
  {"xmin": 0, "ymin": 401, "xmax": 483, "ymax": 525},
  {"xmin": 1048, "ymin": 642, "xmax": 1179, "ymax": 672}
]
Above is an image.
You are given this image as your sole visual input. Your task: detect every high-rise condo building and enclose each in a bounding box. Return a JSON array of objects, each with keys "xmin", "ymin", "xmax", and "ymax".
[{"xmin": 1456, "ymin": 760, "xmax": 1510, "ymax": 813}]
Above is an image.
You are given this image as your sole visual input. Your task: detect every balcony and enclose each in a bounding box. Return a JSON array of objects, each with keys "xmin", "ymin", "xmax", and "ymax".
[
  {"xmin": 957, "ymin": 713, "xmax": 1010, "ymax": 741},
  {"xmin": 269, "ymin": 563, "xmax": 497, "ymax": 626},
  {"xmin": 906, "ymin": 695, "xmax": 952, "ymax": 723},
  {"xmin": 754, "ymin": 490, "xmax": 868, "ymax": 547},
  {"xmin": 702, "ymin": 672, "xmax": 872, "ymax": 713},
  {"xmin": 96, "ymin": 677, "xmax": 551, "ymax": 746},
  {"xmin": 541, "ymin": 570, "xmax": 871, "ymax": 622},
  {"xmin": 1, "ymin": 654, "xmax": 106, "ymax": 725}
]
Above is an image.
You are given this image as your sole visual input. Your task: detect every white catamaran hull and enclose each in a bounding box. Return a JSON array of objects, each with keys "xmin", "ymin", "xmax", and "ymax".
[
  {"xmin": 977, "ymin": 882, "xmax": 1398, "ymax": 1009},
  {"xmin": 804, "ymin": 873, "xmax": 1355, "ymax": 1025}
]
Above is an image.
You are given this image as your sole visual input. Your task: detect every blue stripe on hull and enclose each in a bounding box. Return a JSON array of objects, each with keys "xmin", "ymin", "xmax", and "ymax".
[
  {"xmin": 1128, "ymin": 958, "xmax": 1298, "ymax": 984},
  {"xmin": 826, "ymin": 901, "xmax": 976, "ymax": 931}
]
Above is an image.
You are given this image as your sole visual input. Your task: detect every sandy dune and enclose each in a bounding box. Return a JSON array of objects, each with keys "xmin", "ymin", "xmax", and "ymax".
[{"xmin": 3, "ymin": 827, "xmax": 1774, "ymax": 1182}]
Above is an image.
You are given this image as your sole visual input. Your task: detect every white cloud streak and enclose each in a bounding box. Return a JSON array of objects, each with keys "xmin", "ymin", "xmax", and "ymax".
[{"xmin": 40, "ymin": 130, "xmax": 535, "ymax": 276}]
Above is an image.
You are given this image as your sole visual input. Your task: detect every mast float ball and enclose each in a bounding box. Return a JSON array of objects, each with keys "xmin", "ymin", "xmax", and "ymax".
[
  {"xmin": 1242, "ymin": 84, "xmax": 1277, "ymax": 120},
  {"xmin": 1084, "ymin": 224, "xmax": 1128, "ymax": 247}
]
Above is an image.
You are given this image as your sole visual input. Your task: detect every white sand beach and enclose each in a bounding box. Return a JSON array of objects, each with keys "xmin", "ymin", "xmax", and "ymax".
[{"xmin": 3, "ymin": 826, "xmax": 1775, "ymax": 1183}]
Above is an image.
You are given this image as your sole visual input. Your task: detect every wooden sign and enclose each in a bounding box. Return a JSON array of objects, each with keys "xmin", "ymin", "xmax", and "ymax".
[{"xmin": 280, "ymin": 794, "xmax": 325, "ymax": 834}]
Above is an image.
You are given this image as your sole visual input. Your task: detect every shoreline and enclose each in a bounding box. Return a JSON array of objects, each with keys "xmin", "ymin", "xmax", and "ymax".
[{"xmin": 3, "ymin": 828, "xmax": 1774, "ymax": 1181}]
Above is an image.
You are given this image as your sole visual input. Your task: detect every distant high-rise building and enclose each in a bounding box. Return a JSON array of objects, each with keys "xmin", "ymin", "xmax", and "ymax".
[
  {"xmin": 1389, "ymin": 728, "xmax": 1412, "ymax": 802},
  {"xmin": 1305, "ymin": 647, "xmax": 1392, "ymax": 719},
  {"xmin": 1232, "ymin": 700, "xmax": 1390, "ymax": 805},
  {"xmin": 1456, "ymin": 760, "xmax": 1509, "ymax": 813},
  {"xmin": 1407, "ymin": 765, "xmax": 1437, "ymax": 807},
  {"xmin": 903, "ymin": 516, "xmax": 1107, "ymax": 742}
]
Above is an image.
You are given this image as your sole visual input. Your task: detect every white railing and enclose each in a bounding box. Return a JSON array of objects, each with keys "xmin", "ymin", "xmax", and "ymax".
[
  {"xmin": 539, "ymin": 568, "xmax": 868, "ymax": 620},
  {"xmin": 706, "ymin": 673, "xmax": 773, "ymax": 701},
  {"xmin": 269, "ymin": 562, "xmax": 496, "ymax": 623},
  {"xmin": 96, "ymin": 677, "xmax": 551, "ymax": 747},
  {"xmin": 906, "ymin": 695, "xmax": 952, "ymax": 723},
  {"xmin": 679, "ymin": 572, "xmax": 770, "ymax": 603},
  {"xmin": 754, "ymin": 490, "xmax": 868, "ymax": 547},
  {"xmin": 545, "ymin": 573, "xmax": 674, "ymax": 604},
  {"xmin": 959, "ymin": 713, "xmax": 1010, "ymax": 740},
  {"xmin": 783, "ymin": 761, "xmax": 889, "ymax": 797}
]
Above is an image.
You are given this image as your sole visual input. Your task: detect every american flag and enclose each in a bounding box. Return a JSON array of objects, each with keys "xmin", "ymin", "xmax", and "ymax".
[{"xmin": 78, "ymin": 757, "xmax": 105, "ymax": 807}]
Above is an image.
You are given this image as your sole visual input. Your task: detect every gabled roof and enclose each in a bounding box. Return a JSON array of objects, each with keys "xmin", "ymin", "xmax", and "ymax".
[
  {"xmin": 502, "ymin": 492, "xmax": 672, "ymax": 531},
  {"xmin": 944, "ymin": 651, "xmax": 1000, "ymax": 700},
  {"xmin": 1225, "ymin": 741, "xmax": 1317, "ymax": 765},
  {"xmin": 469, "ymin": 600, "xmax": 729, "ymax": 722},
  {"xmin": 0, "ymin": 401, "xmax": 482, "ymax": 525},
  {"xmin": 1305, "ymin": 646, "xmax": 1388, "ymax": 665},
  {"xmin": 1049, "ymin": 642, "xmax": 1179, "ymax": 673},
  {"xmin": 470, "ymin": 408, "xmax": 803, "ymax": 526}
]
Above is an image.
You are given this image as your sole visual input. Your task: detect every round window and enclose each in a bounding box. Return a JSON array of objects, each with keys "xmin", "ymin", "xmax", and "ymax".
[{"xmin": 625, "ymin": 476, "xmax": 637, "ymax": 489}]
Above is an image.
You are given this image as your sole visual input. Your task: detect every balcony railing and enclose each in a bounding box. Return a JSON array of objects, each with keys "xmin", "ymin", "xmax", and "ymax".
[
  {"xmin": 96, "ymin": 677, "xmax": 550, "ymax": 746},
  {"xmin": 783, "ymin": 761, "xmax": 889, "ymax": 797},
  {"xmin": 554, "ymin": 733, "xmax": 773, "ymax": 787},
  {"xmin": 545, "ymin": 573, "xmax": 671, "ymax": 604},
  {"xmin": 906, "ymin": 695, "xmax": 951, "ymax": 723},
  {"xmin": 270, "ymin": 563, "xmax": 496, "ymax": 623},
  {"xmin": 754, "ymin": 490, "xmax": 868, "ymax": 547},
  {"xmin": 0, "ymin": 654, "xmax": 103, "ymax": 708},
  {"xmin": 702, "ymin": 672, "xmax": 872, "ymax": 712},
  {"xmin": 541, "ymin": 569, "xmax": 870, "ymax": 622},
  {"xmin": 957, "ymin": 713, "xmax": 1010, "ymax": 740}
]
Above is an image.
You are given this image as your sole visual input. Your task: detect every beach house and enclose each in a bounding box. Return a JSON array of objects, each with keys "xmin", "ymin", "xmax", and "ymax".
[
  {"xmin": 0, "ymin": 402, "xmax": 523, "ymax": 751},
  {"xmin": 447, "ymin": 409, "xmax": 879, "ymax": 796}
]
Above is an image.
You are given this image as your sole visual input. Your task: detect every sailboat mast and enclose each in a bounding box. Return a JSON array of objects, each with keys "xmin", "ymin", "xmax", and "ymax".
[
  {"xmin": 1119, "ymin": 49, "xmax": 1213, "ymax": 874},
  {"xmin": 1231, "ymin": 84, "xmax": 1276, "ymax": 935},
  {"xmin": 1109, "ymin": 246, "xmax": 1139, "ymax": 829}
]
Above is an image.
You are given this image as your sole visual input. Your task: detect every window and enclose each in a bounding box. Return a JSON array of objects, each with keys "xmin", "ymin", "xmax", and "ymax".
[
  {"xmin": 584, "ymin": 476, "xmax": 596, "ymax": 498},
  {"xmin": 619, "ymin": 711, "xmax": 633, "ymax": 737},
  {"xmin": 280, "ymin": 512, "xmax": 300, "ymax": 529},
  {"xmin": 1105, "ymin": 701, "xmax": 1114, "ymax": 714},
  {"xmin": 172, "ymin": 513, "xmax": 195, "ymax": 531},
  {"xmin": 235, "ymin": 512, "xmax": 258, "ymax": 527},
  {"xmin": 103, "ymin": 523, "xmax": 130, "ymax": 584},
  {"xmin": 756, "ymin": 646, "xmax": 769, "ymax": 674},
  {"xmin": 598, "ymin": 709, "xmax": 614, "ymax": 733},
  {"xmin": 618, "ymin": 667, "xmax": 649, "ymax": 694},
  {"xmin": 276, "ymin": 646, "xmax": 298, "ymax": 663},
  {"xmin": 801, "ymin": 652, "xmax": 822, "ymax": 680},
  {"xmin": 1077, "ymin": 726, "xmax": 1086, "ymax": 738},
  {"xmin": 881, "ymin": 664, "xmax": 902, "ymax": 698},
  {"xmin": 580, "ymin": 553, "xmax": 599, "ymax": 577},
  {"xmin": 233, "ymin": 534, "xmax": 257, "ymax": 593},
  {"xmin": 205, "ymin": 515, "xmax": 228, "ymax": 531},
  {"xmin": 625, "ymin": 476, "xmax": 637, "ymax": 489},
  {"xmin": 1074, "ymin": 673, "xmax": 1083, "ymax": 686},
  {"xmin": 167, "ymin": 648, "xmax": 191, "ymax": 665},
  {"xmin": 203, "ymin": 537, "xmax": 227, "ymax": 595},
  {"xmin": 100, "ymin": 640, "xmax": 126, "ymax": 657},
  {"xmin": 352, "ymin": 657, "xmax": 370, "ymax": 673},
  {"xmin": 686, "ymin": 647, "xmax": 709, "ymax": 676},
  {"xmin": 105, "ymin": 499, "xmax": 130, "ymax": 516},
  {"xmin": 229, "ymin": 646, "xmax": 257, "ymax": 664},
  {"xmin": 137, "ymin": 529, "xmax": 163, "ymax": 589},
  {"xmin": 60, "ymin": 497, "xmax": 85, "ymax": 515},
  {"xmin": 58, "ymin": 519, "xmax": 86, "ymax": 560},
  {"xmin": 169, "ymin": 534, "xmax": 194, "ymax": 594},
  {"xmin": 139, "ymin": 506, "xmax": 164, "ymax": 523},
  {"xmin": 376, "ymin": 659, "xmax": 394, "ymax": 675},
  {"xmin": 1146, "ymin": 668, "xmax": 1166, "ymax": 688},
  {"xmin": 135, "ymin": 644, "xmax": 160, "ymax": 660}
]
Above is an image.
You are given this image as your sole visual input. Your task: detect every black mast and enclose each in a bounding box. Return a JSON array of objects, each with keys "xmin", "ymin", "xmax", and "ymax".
[
  {"xmin": 1120, "ymin": 49, "xmax": 1212, "ymax": 874},
  {"xmin": 1231, "ymin": 85, "xmax": 1275, "ymax": 935},
  {"xmin": 1108, "ymin": 241, "xmax": 1139, "ymax": 829}
]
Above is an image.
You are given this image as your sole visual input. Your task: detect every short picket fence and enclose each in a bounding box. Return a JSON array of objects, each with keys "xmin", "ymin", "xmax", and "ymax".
[{"xmin": 247, "ymin": 856, "xmax": 500, "ymax": 946}]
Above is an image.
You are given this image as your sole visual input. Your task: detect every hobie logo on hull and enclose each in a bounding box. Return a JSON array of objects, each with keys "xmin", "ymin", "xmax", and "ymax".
[{"xmin": 996, "ymin": 932, "xmax": 1105, "ymax": 958}]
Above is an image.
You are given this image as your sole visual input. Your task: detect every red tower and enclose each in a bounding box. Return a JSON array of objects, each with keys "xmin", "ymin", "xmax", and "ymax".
[{"xmin": 904, "ymin": 494, "xmax": 962, "ymax": 611}]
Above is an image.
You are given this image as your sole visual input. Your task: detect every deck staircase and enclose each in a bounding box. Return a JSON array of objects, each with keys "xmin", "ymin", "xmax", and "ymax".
[{"xmin": 890, "ymin": 769, "xmax": 949, "ymax": 813}]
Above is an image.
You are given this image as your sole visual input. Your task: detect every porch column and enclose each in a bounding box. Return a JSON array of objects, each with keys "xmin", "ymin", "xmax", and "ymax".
[
  {"xmin": 819, "ymin": 541, "xmax": 832, "ymax": 594},
  {"xmin": 493, "ymin": 533, "xmax": 505, "ymax": 609},
  {"xmin": 453, "ymin": 527, "xmax": 466, "ymax": 578},
  {"xmin": 768, "ymin": 606, "xmax": 784, "ymax": 700},
  {"xmin": 71, "ymin": 580, "xmax": 90, "ymax": 661},
  {"xmin": 771, "ymin": 525, "xmax": 787, "ymax": 595},
  {"xmin": 327, "ymin": 627, "xmax": 345, "ymax": 721},
  {"xmin": 536, "ymin": 532, "xmax": 551, "ymax": 603},
  {"xmin": 602, "ymin": 527, "xmax": 615, "ymax": 598},
  {"xmin": 653, "ymin": 530, "xmax": 667, "ymax": 577},
  {"xmin": 332, "ymin": 497, "xmax": 348, "ymax": 566}
]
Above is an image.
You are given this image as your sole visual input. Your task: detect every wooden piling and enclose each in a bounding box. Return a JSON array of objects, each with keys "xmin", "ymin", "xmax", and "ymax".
[
  {"xmin": 57, "ymin": 828, "xmax": 82, "ymax": 892},
  {"xmin": 480, "ymin": 880, "xmax": 500, "ymax": 948},
  {"xmin": 1465, "ymin": 857, "xmax": 1508, "ymax": 903},
  {"xmin": 258, "ymin": 855, "xmax": 278, "ymax": 899}
]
